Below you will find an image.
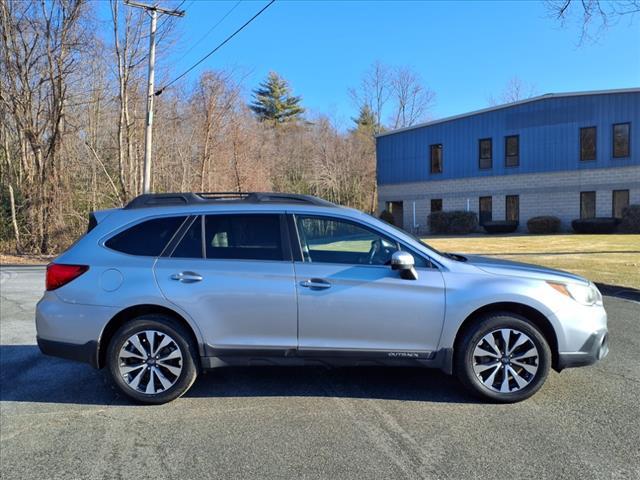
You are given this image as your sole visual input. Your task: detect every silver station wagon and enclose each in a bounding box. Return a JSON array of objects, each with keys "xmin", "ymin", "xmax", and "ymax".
[{"xmin": 36, "ymin": 192, "xmax": 609, "ymax": 404}]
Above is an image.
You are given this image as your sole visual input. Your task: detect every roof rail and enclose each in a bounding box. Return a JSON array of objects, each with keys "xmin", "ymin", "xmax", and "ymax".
[{"xmin": 123, "ymin": 192, "xmax": 336, "ymax": 209}]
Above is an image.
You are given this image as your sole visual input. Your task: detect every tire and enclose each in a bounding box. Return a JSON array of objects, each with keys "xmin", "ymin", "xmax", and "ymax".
[
  {"xmin": 454, "ymin": 312, "xmax": 551, "ymax": 403},
  {"xmin": 106, "ymin": 315, "xmax": 199, "ymax": 404}
]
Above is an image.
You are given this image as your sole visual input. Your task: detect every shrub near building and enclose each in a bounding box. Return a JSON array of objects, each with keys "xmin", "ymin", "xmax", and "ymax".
[
  {"xmin": 619, "ymin": 205, "xmax": 640, "ymax": 233},
  {"xmin": 428, "ymin": 211, "xmax": 478, "ymax": 234}
]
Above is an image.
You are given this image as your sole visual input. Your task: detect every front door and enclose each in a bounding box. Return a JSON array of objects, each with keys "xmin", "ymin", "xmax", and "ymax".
[
  {"xmin": 154, "ymin": 213, "xmax": 298, "ymax": 353},
  {"xmin": 292, "ymin": 214, "xmax": 445, "ymax": 356}
]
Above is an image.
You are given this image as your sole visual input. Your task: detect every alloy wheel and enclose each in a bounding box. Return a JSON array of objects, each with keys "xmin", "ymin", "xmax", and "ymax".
[
  {"xmin": 472, "ymin": 328, "xmax": 539, "ymax": 393},
  {"xmin": 118, "ymin": 330, "xmax": 183, "ymax": 395}
]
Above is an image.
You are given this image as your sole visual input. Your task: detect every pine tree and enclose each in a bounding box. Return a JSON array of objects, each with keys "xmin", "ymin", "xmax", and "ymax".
[
  {"xmin": 351, "ymin": 104, "xmax": 381, "ymax": 136},
  {"xmin": 249, "ymin": 72, "xmax": 304, "ymax": 125}
]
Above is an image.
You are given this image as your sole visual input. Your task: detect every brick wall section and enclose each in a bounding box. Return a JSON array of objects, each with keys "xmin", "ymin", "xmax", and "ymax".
[{"xmin": 378, "ymin": 166, "xmax": 640, "ymax": 233}]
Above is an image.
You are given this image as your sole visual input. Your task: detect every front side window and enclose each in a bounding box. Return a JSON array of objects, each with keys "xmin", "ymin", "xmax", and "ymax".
[
  {"xmin": 430, "ymin": 144, "xmax": 443, "ymax": 173},
  {"xmin": 580, "ymin": 191, "xmax": 596, "ymax": 219},
  {"xmin": 479, "ymin": 138, "xmax": 492, "ymax": 169},
  {"xmin": 505, "ymin": 135, "xmax": 519, "ymax": 167},
  {"xmin": 204, "ymin": 214, "xmax": 284, "ymax": 261},
  {"xmin": 580, "ymin": 127, "xmax": 596, "ymax": 161},
  {"xmin": 296, "ymin": 215, "xmax": 404, "ymax": 266},
  {"xmin": 506, "ymin": 195, "xmax": 519, "ymax": 222},
  {"xmin": 105, "ymin": 216, "xmax": 186, "ymax": 256},
  {"xmin": 431, "ymin": 199, "xmax": 443, "ymax": 212},
  {"xmin": 479, "ymin": 196, "xmax": 492, "ymax": 225},
  {"xmin": 613, "ymin": 123, "xmax": 630, "ymax": 158},
  {"xmin": 612, "ymin": 190, "xmax": 630, "ymax": 219}
]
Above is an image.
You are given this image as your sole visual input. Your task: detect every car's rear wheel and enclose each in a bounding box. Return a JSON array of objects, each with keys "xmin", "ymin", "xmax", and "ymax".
[
  {"xmin": 455, "ymin": 312, "xmax": 551, "ymax": 403},
  {"xmin": 106, "ymin": 315, "xmax": 198, "ymax": 404}
]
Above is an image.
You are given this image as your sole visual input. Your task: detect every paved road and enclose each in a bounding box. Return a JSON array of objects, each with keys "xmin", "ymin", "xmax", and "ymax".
[{"xmin": 1, "ymin": 266, "xmax": 639, "ymax": 480}]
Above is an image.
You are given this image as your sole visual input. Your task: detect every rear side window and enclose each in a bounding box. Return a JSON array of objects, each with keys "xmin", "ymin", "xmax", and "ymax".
[
  {"xmin": 105, "ymin": 216, "xmax": 186, "ymax": 256},
  {"xmin": 204, "ymin": 214, "xmax": 284, "ymax": 261},
  {"xmin": 172, "ymin": 217, "xmax": 203, "ymax": 258}
]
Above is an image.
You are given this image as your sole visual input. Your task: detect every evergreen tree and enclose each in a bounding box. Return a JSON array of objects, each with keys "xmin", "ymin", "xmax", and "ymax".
[
  {"xmin": 249, "ymin": 72, "xmax": 304, "ymax": 125},
  {"xmin": 351, "ymin": 104, "xmax": 381, "ymax": 136}
]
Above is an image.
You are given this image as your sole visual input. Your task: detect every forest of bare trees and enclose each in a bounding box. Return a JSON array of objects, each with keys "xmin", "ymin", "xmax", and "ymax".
[{"xmin": 0, "ymin": 0, "xmax": 435, "ymax": 255}]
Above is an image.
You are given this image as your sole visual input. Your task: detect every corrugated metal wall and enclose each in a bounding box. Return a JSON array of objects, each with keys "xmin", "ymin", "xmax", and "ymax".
[{"xmin": 376, "ymin": 91, "xmax": 640, "ymax": 185}]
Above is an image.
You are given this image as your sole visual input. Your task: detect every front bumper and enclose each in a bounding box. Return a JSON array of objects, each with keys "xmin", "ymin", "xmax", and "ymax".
[{"xmin": 557, "ymin": 329, "xmax": 609, "ymax": 371}]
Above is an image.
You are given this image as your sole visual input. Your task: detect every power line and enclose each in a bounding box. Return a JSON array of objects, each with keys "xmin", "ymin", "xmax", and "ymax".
[
  {"xmin": 155, "ymin": 0, "xmax": 275, "ymax": 95},
  {"xmin": 178, "ymin": 0, "xmax": 242, "ymax": 61},
  {"xmin": 157, "ymin": 0, "xmax": 188, "ymax": 31}
]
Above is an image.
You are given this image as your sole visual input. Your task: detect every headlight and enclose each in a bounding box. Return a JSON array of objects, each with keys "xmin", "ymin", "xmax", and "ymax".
[{"xmin": 547, "ymin": 281, "xmax": 603, "ymax": 306}]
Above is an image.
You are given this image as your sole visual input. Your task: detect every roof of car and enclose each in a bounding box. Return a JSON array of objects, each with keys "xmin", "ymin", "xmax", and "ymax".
[{"xmin": 124, "ymin": 192, "xmax": 337, "ymax": 210}]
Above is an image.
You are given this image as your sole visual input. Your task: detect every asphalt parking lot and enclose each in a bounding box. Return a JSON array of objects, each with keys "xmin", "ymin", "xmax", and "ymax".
[{"xmin": 1, "ymin": 266, "xmax": 639, "ymax": 480}]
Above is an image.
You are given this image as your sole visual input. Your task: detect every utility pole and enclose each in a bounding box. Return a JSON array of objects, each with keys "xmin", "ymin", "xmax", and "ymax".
[{"xmin": 124, "ymin": 0, "xmax": 185, "ymax": 194}]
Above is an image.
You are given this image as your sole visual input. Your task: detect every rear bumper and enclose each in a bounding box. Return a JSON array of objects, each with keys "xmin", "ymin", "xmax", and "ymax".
[
  {"xmin": 556, "ymin": 329, "xmax": 609, "ymax": 371},
  {"xmin": 37, "ymin": 337, "xmax": 99, "ymax": 368}
]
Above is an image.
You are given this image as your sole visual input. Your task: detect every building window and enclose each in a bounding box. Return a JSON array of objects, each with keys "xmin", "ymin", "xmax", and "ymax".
[
  {"xmin": 479, "ymin": 196, "xmax": 492, "ymax": 225},
  {"xmin": 506, "ymin": 195, "xmax": 519, "ymax": 222},
  {"xmin": 505, "ymin": 135, "xmax": 519, "ymax": 167},
  {"xmin": 431, "ymin": 199, "xmax": 442, "ymax": 212},
  {"xmin": 430, "ymin": 144, "xmax": 443, "ymax": 173},
  {"xmin": 580, "ymin": 126, "xmax": 597, "ymax": 161},
  {"xmin": 613, "ymin": 123, "xmax": 630, "ymax": 158},
  {"xmin": 479, "ymin": 138, "xmax": 492, "ymax": 169},
  {"xmin": 580, "ymin": 191, "xmax": 596, "ymax": 219},
  {"xmin": 612, "ymin": 190, "xmax": 630, "ymax": 219}
]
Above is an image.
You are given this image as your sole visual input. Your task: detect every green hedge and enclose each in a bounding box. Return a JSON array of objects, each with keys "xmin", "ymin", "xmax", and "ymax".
[
  {"xmin": 527, "ymin": 216, "xmax": 561, "ymax": 234},
  {"xmin": 619, "ymin": 204, "xmax": 640, "ymax": 233},
  {"xmin": 428, "ymin": 210, "xmax": 478, "ymax": 234},
  {"xmin": 379, "ymin": 209, "xmax": 395, "ymax": 225}
]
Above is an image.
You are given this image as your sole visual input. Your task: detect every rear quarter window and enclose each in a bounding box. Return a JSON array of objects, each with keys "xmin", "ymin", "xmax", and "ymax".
[{"xmin": 105, "ymin": 216, "xmax": 186, "ymax": 256}]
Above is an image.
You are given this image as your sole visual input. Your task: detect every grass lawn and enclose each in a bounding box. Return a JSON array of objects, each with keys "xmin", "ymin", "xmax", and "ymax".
[{"xmin": 425, "ymin": 234, "xmax": 640, "ymax": 290}]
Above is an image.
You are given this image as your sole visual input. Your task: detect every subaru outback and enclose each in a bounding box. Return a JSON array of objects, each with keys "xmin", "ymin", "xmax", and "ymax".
[{"xmin": 36, "ymin": 192, "xmax": 609, "ymax": 404}]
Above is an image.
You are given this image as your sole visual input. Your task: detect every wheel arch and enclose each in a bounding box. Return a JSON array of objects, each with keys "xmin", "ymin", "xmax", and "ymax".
[
  {"xmin": 97, "ymin": 304, "xmax": 202, "ymax": 369},
  {"xmin": 452, "ymin": 302, "xmax": 559, "ymax": 371}
]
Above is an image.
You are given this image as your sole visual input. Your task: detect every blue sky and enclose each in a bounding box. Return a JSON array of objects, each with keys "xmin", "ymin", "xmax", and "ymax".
[{"xmin": 101, "ymin": 0, "xmax": 640, "ymax": 128}]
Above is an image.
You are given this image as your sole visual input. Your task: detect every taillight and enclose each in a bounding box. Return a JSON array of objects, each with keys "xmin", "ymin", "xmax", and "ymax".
[{"xmin": 46, "ymin": 264, "xmax": 89, "ymax": 291}]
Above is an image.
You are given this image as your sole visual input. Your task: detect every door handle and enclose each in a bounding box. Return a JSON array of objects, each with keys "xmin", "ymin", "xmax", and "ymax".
[
  {"xmin": 171, "ymin": 271, "xmax": 203, "ymax": 283},
  {"xmin": 299, "ymin": 278, "xmax": 331, "ymax": 290}
]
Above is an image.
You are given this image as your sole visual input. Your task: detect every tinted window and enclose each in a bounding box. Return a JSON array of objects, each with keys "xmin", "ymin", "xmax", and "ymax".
[
  {"xmin": 580, "ymin": 127, "xmax": 596, "ymax": 161},
  {"xmin": 430, "ymin": 144, "xmax": 443, "ymax": 173},
  {"xmin": 612, "ymin": 190, "xmax": 629, "ymax": 219},
  {"xmin": 296, "ymin": 215, "xmax": 429, "ymax": 268},
  {"xmin": 613, "ymin": 123, "xmax": 630, "ymax": 158},
  {"xmin": 479, "ymin": 138, "xmax": 492, "ymax": 169},
  {"xmin": 506, "ymin": 195, "xmax": 519, "ymax": 222},
  {"xmin": 172, "ymin": 217, "xmax": 203, "ymax": 258},
  {"xmin": 580, "ymin": 191, "xmax": 596, "ymax": 219},
  {"xmin": 204, "ymin": 214, "xmax": 283, "ymax": 261},
  {"xmin": 296, "ymin": 216, "xmax": 399, "ymax": 266},
  {"xmin": 106, "ymin": 216, "xmax": 186, "ymax": 256},
  {"xmin": 505, "ymin": 135, "xmax": 519, "ymax": 167},
  {"xmin": 479, "ymin": 196, "xmax": 492, "ymax": 225}
]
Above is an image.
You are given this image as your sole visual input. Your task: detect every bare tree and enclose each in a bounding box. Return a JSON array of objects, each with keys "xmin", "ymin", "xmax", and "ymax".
[
  {"xmin": 488, "ymin": 76, "xmax": 539, "ymax": 106},
  {"xmin": 389, "ymin": 66, "xmax": 436, "ymax": 129},
  {"xmin": 545, "ymin": 0, "xmax": 640, "ymax": 42},
  {"xmin": 0, "ymin": 0, "xmax": 89, "ymax": 253},
  {"xmin": 349, "ymin": 61, "xmax": 391, "ymax": 135}
]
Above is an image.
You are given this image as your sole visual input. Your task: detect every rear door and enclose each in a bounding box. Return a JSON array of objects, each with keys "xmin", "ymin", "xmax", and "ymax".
[
  {"xmin": 291, "ymin": 213, "xmax": 446, "ymax": 356},
  {"xmin": 154, "ymin": 213, "xmax": 298, "ymax": 354}
]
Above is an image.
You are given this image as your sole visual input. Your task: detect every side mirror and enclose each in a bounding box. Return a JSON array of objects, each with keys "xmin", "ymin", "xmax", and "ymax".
[{"xmin": 390, "ymin": 251, "xmax": 418, "ymax": 280}]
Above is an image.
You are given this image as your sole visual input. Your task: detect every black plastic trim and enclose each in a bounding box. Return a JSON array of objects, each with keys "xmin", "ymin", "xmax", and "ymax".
[
  {"xmin": 201, "ymin": 346, "xmax": 454, "ymax": 372},
  {"xmin": 124, "ymin": 192, "xmax": 336, "ymax": 209},
  {"xmin": 556, "ymin": 329, "xmax": 608, "ymax": 371},
  {"xmin": 37, "ymin": 337, "xmax": 99, "ymax": 368}
]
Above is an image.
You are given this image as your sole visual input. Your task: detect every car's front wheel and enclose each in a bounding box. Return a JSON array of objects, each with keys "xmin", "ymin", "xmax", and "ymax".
[
  {"xmin": 455, "ymin": 312, "xmax": 551, "ymax": 403},
  {"xmin": 106, "ymin": 315, "xmax": 199, "ymax": 404}
]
